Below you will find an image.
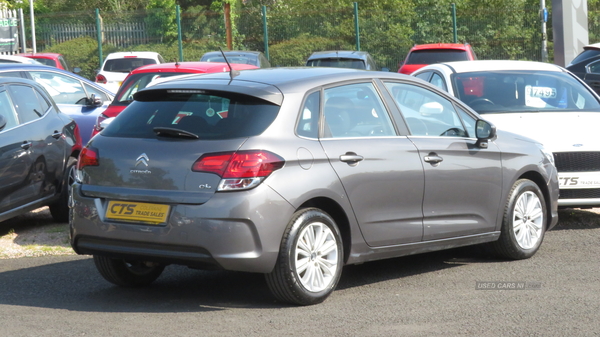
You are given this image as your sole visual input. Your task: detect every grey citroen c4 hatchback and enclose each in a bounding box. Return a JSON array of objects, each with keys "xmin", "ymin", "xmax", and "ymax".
[{"xmin": 70, "ymin": 67, "xmax": 558, "ymax": 305}]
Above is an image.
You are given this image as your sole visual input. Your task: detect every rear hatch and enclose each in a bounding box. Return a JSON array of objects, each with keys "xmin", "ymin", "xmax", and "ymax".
[{"xmin": 79, "ymin": 85, "xmax": 282, "ymax": 206}]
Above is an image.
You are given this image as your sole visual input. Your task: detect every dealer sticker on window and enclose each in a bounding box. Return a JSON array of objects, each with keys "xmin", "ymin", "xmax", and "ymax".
[
  {"xmin": 525, "ymin": 85, "xmax": 557, "ymax": 99},
  {"xmin": 558, "ymin": 173, "xmax": 600, "ymax": 189}
]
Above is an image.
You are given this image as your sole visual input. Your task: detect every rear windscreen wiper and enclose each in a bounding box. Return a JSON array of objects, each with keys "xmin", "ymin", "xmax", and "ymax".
[{"xmin": 153, "ymin": 127, "xmax": 199, "ymax": 139}]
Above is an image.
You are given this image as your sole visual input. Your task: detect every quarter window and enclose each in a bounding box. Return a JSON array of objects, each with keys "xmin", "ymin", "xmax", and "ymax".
[
  {"xmin": 297, "ymin": 91, "xmax": 320, "ymax": 138},
  {"xmin": 322, "ymin": 83, "xmax": 396, "ymax": 138}
]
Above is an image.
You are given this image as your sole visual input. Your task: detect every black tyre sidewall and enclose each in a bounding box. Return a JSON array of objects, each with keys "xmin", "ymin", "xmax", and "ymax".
[
  {"xmin": 93, "ymin": 255, "xmax": 165, "ymax": 287},
  {"xmin": 49, "ymin": 157, "xmax": 77, "ymax": 222}
]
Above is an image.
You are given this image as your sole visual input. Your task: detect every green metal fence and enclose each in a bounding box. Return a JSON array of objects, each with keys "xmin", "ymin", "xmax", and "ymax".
[{"xmin": 31, "ymin": 3, "xmax": 546, "ymax": 74}]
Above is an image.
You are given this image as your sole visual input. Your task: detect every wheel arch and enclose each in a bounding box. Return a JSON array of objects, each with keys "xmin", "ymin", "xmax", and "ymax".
[
  {"xmin": 518, "ymin": 170, "xmax": 552, "ymax": 227},
  {"xmin": 297, "ymin": 197, "xmax": 352, "ymax": 264}
]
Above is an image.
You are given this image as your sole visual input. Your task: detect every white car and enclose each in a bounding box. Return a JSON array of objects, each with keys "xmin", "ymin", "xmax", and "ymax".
[
  {"xmin": 412, "ymin": 60, "xmax": 600, "ymax": 208},
  {"xmin": 0, "ymin": 55, "xmax": 45, "ymax": 65},
  {"xmin": 95, "ymin": 51, "xmax": 164, "ymax": 92}
]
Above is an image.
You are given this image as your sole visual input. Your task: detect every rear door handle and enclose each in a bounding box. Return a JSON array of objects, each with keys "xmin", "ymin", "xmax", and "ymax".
[
  {"xmin": 339, "ymin": 153, "xmax": 364, "ymax": 164},
  {"xmin": 21, "ymin": 141, "xmax": 32, "ymax": 150},
  {"xmin": 424, "ymin": 154, "xmax": 443, "ymax": 164},
  {"xmin": 51, "ymin": 131, "xmax": 62, "ymax": 139}
]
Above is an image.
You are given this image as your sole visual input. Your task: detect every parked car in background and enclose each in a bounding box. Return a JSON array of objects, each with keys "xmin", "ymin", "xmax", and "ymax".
[
  {"xmin": 0, "ymin": 55, "xmax": 45, "ymax": 65},
  {"xmin": 0, "ymin": 64, "xmax": 114, "ymax": 145},
  {"xmin": 71, "ymin": 67, "xmax": 557, "ymax": 306},
  {"xmin": 0, "ymin": 77, "xmax": 81, "ymax": 223},
  {"xmin": 306, "ymin": 50, "xmax": 382, "ymax": 70},
  {"xmin": 412, "ymin": 60, "xmax": 600, "ymax": 208},
  {"xmin": 95, "ymin": 51, "xmax": 165, "ymax": 93},
  {"xmin": 398, "ymin": 43, "xmax": 477, "ymax": 74},
  {"xmin": 566, "ymin": 42, "xmax": 600, "ymax": 95},
  {"xmin": 18, "ymin": 53, "xmax": 72, "ymax": 72},
  {"xmin": 90, "ymin": 61, "xmax": 259, "ymax": 139},
  {"xmin": 200, "ymin": 50, "xmax": 271, "ymax": 68}
]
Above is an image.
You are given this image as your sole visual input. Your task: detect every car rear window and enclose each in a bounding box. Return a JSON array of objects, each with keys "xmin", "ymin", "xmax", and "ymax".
[
  {"xmin": 101, "ymin": 90, "xmax": 280, "ymax": 140},
  {"xmin": 202, "ymin": 56, "xmax": 258, "ymax": 66},
  {"xmin": 33, "ymin": 58, "xmax": 57, "ymax": 67},
  {"xmin": 306, "ymin": 58, "xmax": 366, "ymax": 69},
  {"xmin": 406, "ymin": 50, "xmax": 469, "ymax": 65},
  {"xmin": 103, "ymin": 58, "xmax": 157, "ymax": 73}
]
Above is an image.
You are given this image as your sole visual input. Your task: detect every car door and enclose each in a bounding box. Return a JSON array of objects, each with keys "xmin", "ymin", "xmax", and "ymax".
[
  {"xmin": 383, "ymin": 81, "xmax": 503, "ymax": 241},
  {"xmin": 317, "ymin": 81, "xmax": 425, "ymax": 246}
]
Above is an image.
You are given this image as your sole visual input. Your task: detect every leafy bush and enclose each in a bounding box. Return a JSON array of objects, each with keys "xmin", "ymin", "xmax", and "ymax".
[{"xmin": 269, "ymin": 34, "xmax": 354, "ymax": 67}]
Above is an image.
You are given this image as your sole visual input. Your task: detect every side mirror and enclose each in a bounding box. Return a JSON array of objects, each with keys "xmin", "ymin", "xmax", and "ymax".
[
  {"xmin": 475, "ymin": 119, "xmax": 496, "ymax": 148},
  {"xmin": 0, "ymin": 114, "xmax": 6, "ymax": 131},
  {"xmin": 88, "ymin": 94, "xmax": 103, "ymax": 107},
  {"xmin": 73, "ymin": 67, "xmax": 81, "ymax": 74}
]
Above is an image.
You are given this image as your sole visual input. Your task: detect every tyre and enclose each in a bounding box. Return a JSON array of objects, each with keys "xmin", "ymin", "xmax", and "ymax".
[
  {"xmin": 93, "ymin": 255, "xmax": 165, "ymax": 287},
  {"xmin": 265, "ymin": 208, "xmax": 343, "ymax": 306},
  {"xmin": 489, "ymin": 179, "xmax": 546, "ymax": 260},
  {"xmin": 49, "ymin": 157, "xmax": 77, "ymax": 222}
]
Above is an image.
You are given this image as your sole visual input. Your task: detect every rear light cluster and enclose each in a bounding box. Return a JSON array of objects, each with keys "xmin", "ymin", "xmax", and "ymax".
[
  {"xmin": 193, "ymin": 150, "xmax": 285, "ymax": 191},
  {"xmin": 78, "ymin": 147, "xmax": 99, "ymax": 170},
  {"xmin": 95, "ymin": 74, "xmax": 107, "ymax": 84}
]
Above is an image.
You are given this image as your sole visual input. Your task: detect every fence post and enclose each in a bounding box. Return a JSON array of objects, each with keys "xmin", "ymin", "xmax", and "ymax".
[
  {"xmin": 176, "ymin": 5, "xmax": 183, "ymax": 61},
  {"xmin": 451, "ymin": 3, "xmax": 457, "ymax": 43},
  {"xmin": 95, "ymin": 8, "xmax": 103, "ymax": 70},
  {"xmin": 18, "ymin": 8, "xmax": 26, "ymax": 53},
  {"xmin": 354, "ymin": 2, "xmax": 360, "ymax": 51},
  {"xmin": 262, "ymin": 5, "xmax": 269, "ymax": 61},
  {"xmin": 29, "ymin": 0, "xmax": 36, "ymax": 53}
]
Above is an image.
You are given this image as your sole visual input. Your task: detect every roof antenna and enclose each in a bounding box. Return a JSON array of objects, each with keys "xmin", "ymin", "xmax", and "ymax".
[{"xmin": 219, "ymin": 47, "xmax": 240, "ymax": 82}]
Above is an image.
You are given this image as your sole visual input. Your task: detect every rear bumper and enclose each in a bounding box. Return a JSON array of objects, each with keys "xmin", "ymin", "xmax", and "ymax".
[{"xmin": 70, "ymin": 183, "xmax": 295, "ymax": 273}]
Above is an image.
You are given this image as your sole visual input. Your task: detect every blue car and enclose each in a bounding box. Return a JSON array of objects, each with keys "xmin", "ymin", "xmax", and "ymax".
[{"xmin": 0, "ymin": 64, "xmax": 115, "ymax": 145}]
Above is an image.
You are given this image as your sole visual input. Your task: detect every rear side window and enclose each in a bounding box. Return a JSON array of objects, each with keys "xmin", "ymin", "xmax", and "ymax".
[
  {"xmin": 35, "ymin": 58, "xmax": 57, "ymax": 67},
  {"xmin": 8, "ymin": 84, "xmax": 46, "ymax": 123},
  {"xmin": 102, "ymin": 90, "xmax": 279, "ymax": 140},
  {"xmin": 103, "ymin": 58, "xmax": 157, "ymax": 73},
  {"xmin": 117, "ymin": 72, "xmax": 186, "ymax": 102},
  {"xmin": 406, "ymin": 50, "xmax": 468, "ymax": 65}
]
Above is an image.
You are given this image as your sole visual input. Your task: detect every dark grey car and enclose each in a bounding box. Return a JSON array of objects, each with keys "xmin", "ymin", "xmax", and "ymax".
[
  {"xmin": 306, "ymin": 50, "xmax": 380, "ymax": 70},
  {"xmin": 70, "ymin": 68, "xmax": 559, "ymax": 306}
]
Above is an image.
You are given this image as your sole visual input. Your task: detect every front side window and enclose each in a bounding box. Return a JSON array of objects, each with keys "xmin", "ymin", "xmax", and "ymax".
[
  {"xmin": 30, "ymin": 71, "xmax": 87, "ymax": 105},
  {"xmin": 453, "ymin": 70, "xmax": 600, "ymax": 114},
  {"xmin": 385, "ymin": 82, "xmax": 468, "ymax": 137},
  {"xmin": 322, "ymin": 82, "xmax": 396, "ymax": 138},
  {"xmin": 102, "ymin": 90, "xmax": 279, "ymax": 140}
]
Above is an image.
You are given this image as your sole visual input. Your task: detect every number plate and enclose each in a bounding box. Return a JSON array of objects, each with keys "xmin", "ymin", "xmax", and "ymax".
[{"xmin": 106, "ymin": 201, "xmax": 170, "ymax": 224}]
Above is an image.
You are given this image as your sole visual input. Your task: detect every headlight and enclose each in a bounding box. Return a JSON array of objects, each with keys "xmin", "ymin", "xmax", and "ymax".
[{"xmin": 537, "ymin": 143, "xmax": 555, "ymax": 166}]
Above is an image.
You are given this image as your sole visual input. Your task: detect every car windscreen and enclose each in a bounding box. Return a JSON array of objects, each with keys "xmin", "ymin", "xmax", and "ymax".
[
  {"xmin": 202, "ymin": 55, "xmax": 258, "ymax": 66},
  {"xmin": 103, "ymin": 58, "xmax": 157, "ymax": 73},
  {"xmin": 33, "ymin": 58, "xmax": 57, "ymax": 67},
  {"xmin": 406, "ymin": 50, "xmax": 469, "ymax": 65},
  {"xmin": 570, "ymin": 49, "xmax": 600, "ymax": 65},
  {"xmin": 101, "ymin": 90, "xmax": 280, "ymax": 140},
  {"xmin": 452, "ymin": 70, "xmax": 600, "ymax": 114},
  {"xmin": 306, "ymin": 58, "xmax": 366, "ymax": 69},
  {"xmin": 116, "ymin": 72, "xmax": 190, "ymax": 103}
]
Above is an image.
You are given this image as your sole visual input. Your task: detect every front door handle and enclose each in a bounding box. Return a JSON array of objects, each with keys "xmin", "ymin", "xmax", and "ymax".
[
  {"xmin": 424, "ymin": 154, "xmax": 443, "ymax": 164},
  {"xmin": 21, "ymin": 141, "xmax": 32, "ymax": 150}
]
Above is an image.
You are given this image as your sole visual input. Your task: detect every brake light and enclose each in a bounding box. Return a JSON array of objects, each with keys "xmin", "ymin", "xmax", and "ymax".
[
  {"xmin": 93, "ymin": 113, "xmax": 109, "ymax": 133},
  {"xmin": 78, "ymin": 147, "xmax": 99, "ymax": 170},
  {"xmin": 192, "ymin": 150, "xmax": 285, "ymax": 191},
  {"xmin": 95, "ymin": 74, "xmax": 107, "ymax": 84}
]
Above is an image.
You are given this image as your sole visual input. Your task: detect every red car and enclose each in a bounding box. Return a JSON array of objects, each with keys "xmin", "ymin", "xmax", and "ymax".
[
  {"xmin": 398, "ymin": 43, "xmax": 477, "ymax": 75},
  {"xmin": 90, "ymin": 61, "xmax": 258, "ymax": 139},
  {"xmin": 17, "ymin": 53, "xmax": 72, "ymax": 71}
]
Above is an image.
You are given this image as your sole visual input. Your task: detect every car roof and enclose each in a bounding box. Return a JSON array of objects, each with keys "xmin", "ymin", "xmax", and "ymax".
[
  {"xmin": 307, "ymin": 50, "xmax": 372, "ymax": 61},
  {"xmin": 130, "ymin": 61, "xmax": 258, "ymax": 74},
  {"xmin": 105, "ymin": 51, "xmax": 161, "ymax": 60},
  {"xmin": 410, "ymin": 43, "xmax": 471, "ymax": 51},
  {"xmin": 421, "ymin": 60, "xmax": 564, "ymax": 73},
  {"xmin": 141, "ymin": 67, "xmax": 411, "ymax": 105},
  {"xmin": 18, "ymin": 53, "xmax": 62, "ymax": 59},
  {"xmin": 0, "ymin": 55, "xmax": 44, "ymax": 64}
]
